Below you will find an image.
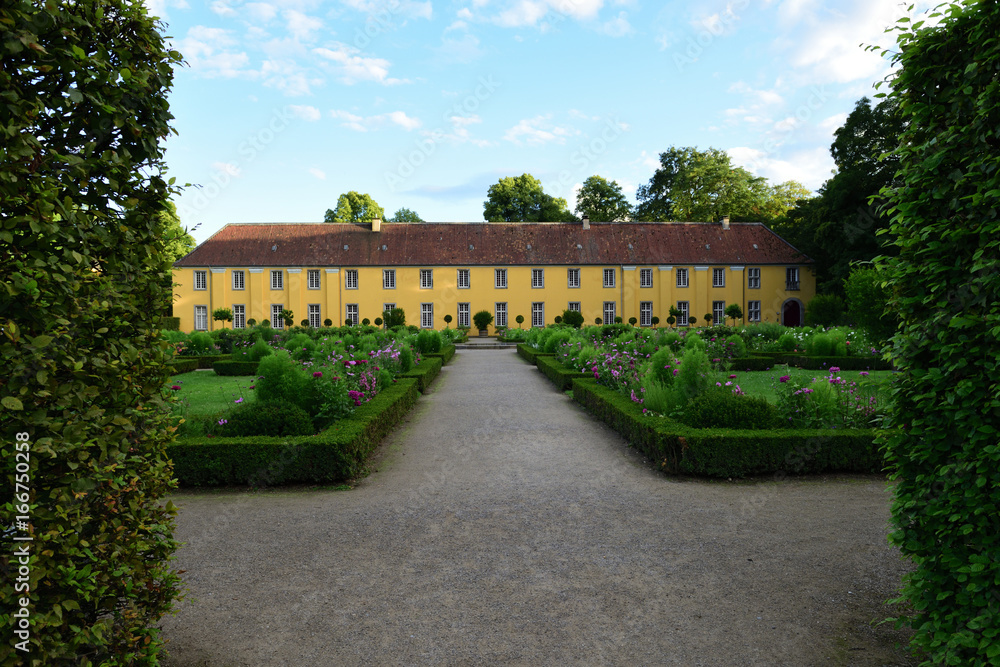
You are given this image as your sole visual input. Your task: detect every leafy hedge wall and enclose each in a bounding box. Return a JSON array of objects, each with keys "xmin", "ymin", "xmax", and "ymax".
[
  {"xmin": 402, "ymin": 356, "xmax": 443, "ymax": 393},
  {"xmin": 535, "ymin": 355, "xmax": 591, "ymax": 391},
  {"xmin": 0, "ymin": 2, "xmax": 183, "ymax": 663},
  {"xmin": 212, "ymin": 360, "xmax": 260, "ymax": 376},
  {"xmin": 169, "ymin": 359, "xmax": 201, "ymax": 374},
  {"xmin": 878, "ymin": 2, "xmax": 1000, "ymax": 662},
  {"xmin": 169, "ymin": 378, "xmax": 420, "ymax": 486},
  {"xmin": 571, "ymin": 379, "xmax": 883, "ymax": 478}
]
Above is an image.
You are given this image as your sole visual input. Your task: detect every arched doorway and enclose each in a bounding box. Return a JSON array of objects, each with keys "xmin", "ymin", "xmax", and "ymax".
[{"xmin": 782, "ymin": 299, "xmax": 802, "ymax": 327}]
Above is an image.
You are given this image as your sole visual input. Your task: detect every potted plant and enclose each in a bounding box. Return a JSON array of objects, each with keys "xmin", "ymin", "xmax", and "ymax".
[
  {"xmin": 472, "ymin": 309, "xmax": 493, "ymax": 337},
  {"xmin": 515, "ymin": 314, "xmax": 525, "ymax": 328},
  {"xmin": 651, "ymin": 316, "xmax": 660, "ymax": 328}
]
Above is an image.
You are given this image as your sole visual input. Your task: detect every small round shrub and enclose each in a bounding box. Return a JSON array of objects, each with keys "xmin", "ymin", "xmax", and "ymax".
[
  {"xmin": 595, "ymin": 317, "xmax": 602, "ymax": 325},
  {"xmin": 544, "ymin": 329, "xmax": 573, "ymax": 354},
  {"xmin": 362, "ymin": 318, "xmax": 371, "ymax": 326},
  {"xmin": 554, "ymin": 315, "xmax": 562, "ymax": 324},
  {"xmin": 374, "ymin": 317, "xmax": 383, "ymax": 327},
  {"xmin": 246, "ymin": 338, "xmax": 274, "ymax": 363},
  {"xmin": 778, "ymin": 332, "xmax": 797, "ymax": 352},
  {"xmin": 255, "ymin": 353, "xmax": 310, "ymax": 411},
  {"xmin": 807, "ymin": 333, "xmax": 834, "ymax": 356},
  {"xmin": 214, "ymin": 399, "xmax": 314, "ymax": 437},
  {"xmin": 187, "ymin": 331, "xmax": 215, "ymax": 354},
  {"xmin": 725, "ymin": 335, "xmax": 747, "ymax": 358},
  {"xmin": 561, "ymin": 309, "xmax": 584, "ymax": 328},
  {"xmin": 682, "ymin": 388, "xmax": 778, "ymax": 429},
  {"xmin": 628, "ymin": 317, "xmax": 637, "ymax": 325},
  {"xmin": 323, "ymin": 318, "xmax": 333, "ymax": 327},
  {"xmin": 614, "ymin": 316, "xmax": 623, "ymax": 324},
  {"xmin": 684, "ymin": 333, "xmax": 707, "ymax": 352}
]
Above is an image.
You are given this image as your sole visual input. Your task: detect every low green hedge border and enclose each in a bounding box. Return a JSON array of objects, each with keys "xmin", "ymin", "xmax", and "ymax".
[
  {"xmin": 725, "ymin": 356, "xmax": 777, "ymax": 371},
  {"xmin": 168, "ymin": 378, "xmax": 420, "ymax": 486},
  {"xmin": 402, "ymin": 356, "xmax": 443, "ymax": 393},
  {"xmin": 516, "ymin": 344, "xmax": 554, "ymax": 364},
  {"xmin": 571, "ymin": 378, "xmax": 884, "ymax": 478},
  {"xmin": 779, "ymin": 355, "xmax": 893, "ymax": 371},
  {"xmin": 169, "ymin": 359, "xmax": 200, "ymax": 374},
  {"xmin": 212, "ymin": 360, "xmax": 260, "ymax": 376},
  {"xmin": 425, "ymin": 344, "xmax": 456, "ymax": 365},
  {"xmin": 536, "ymin": 355, "xmax": 591, "ymax": 391}
]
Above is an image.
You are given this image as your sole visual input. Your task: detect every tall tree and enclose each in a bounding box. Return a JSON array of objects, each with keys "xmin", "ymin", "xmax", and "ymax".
[
  {"xmin": 775, "ymin": 97, "xmax": 905, "ymax": 294},
  {"xmin": 324, "ymin": 191, "xmax": 384, "ymax": 223},
  {"xmin": 634, "ymin": 147, "xmax": 770, "ymax": 222},
  {"xmin": 388, "ymin": 207, "xmax": 424, "ymax": 222},
  {"xmin": 1, "ymin": 1, "xmax": 183, "ymax": 661},
  {"xmin": 575, "ymin": 175, "xmax": 632, "ymax": 221},
  {"xmin": 483, "ymin": 173, "xmax": 576, "ymax": 222},
  {"xmin": 162, "ymin": 200, "xmax": 196, "ymax": 262}
]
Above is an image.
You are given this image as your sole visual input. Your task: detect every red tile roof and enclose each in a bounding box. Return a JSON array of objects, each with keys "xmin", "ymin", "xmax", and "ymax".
[{"xmin": 174, "ymin": 222, "xmax": 812, "ymax": 268}]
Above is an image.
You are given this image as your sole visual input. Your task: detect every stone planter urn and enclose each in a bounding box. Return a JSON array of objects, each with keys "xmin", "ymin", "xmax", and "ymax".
[{"xmin": 478, "ymin": 329, "xmax": 488, "ymax": 337}]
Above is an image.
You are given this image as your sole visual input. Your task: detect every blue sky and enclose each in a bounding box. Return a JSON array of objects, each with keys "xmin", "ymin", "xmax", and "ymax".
[{"xmin": 151, "ymin": 0, "xmax": 934, "ymax": 243}]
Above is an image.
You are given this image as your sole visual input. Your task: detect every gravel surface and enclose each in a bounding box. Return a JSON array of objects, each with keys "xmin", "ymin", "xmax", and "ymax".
[{"xmin": 160, "ymin": 349, "xmax": 914, "ymax": 666}]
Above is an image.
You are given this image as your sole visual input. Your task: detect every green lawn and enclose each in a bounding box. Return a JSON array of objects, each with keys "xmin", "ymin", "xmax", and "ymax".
[
  {"xmin": 721, "ymin": 365, "xmax": 895, "ymax": 404},
  {"xmin": 168, "ymin": 371, "xmax": 257, "ymax": 436}
]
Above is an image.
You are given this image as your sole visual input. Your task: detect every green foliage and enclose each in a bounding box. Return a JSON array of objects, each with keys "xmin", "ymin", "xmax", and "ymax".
[
  {"xmin": 876, "ymin": 3, "xmax": 1000, "ymax": 663},
  {"xmin": 575, "ymin": 175, "xmax": 633, "ymax": 221},
  {"xmin": 777, "ymin": 333, "xmax": 798, "ymax": 352},
  {"xmin": 186, "ymin": 332, "xmax": 216, "ymax": 355},
  {"xmin": 324, "ymin": 191, "xmax": 384, "ymax": 223},
  {"xmin": 361, "ymin": 318, "xmax": 371, "ymax": 326},
  {"xmin": 472, "ymin": 309, "xmax": 494, "ymax": 330},
  {"xmin": 483, "ymin": 173, "xmax": 576, "ymax": 222},
  {"xmin": 844, "ymin": 266, "xmax": 896, "ymax": 344},
  {"xmin": 213, "ymin": 400, "xmax": 314, "ymax": 437},
  {"xmin": 212, "ymin": 360, "xmax": 259, "ymax": 376},
  {"xmin": 639, "ymin": 378, "xmax": 682, "ymax": 416},
  {"xmin": 255, "ymin": 353, "xmax": 309, "ymax": 411},
  {"xmin": 648, "ymin": 347, "xmax": 678, "ymax": 387},
  {"xmin": 0, "ymin": 1, "xmax": 183, "ymax": 662},
  {"xmin": 161, "ymin": 316, "xmax": 181, "ymax": 331},
  {"xmin": 657, "ymin": 330, "xmax": 683, "ymax": 352},
  {"xmin": 212, "ymin": 307, "xmax": 233, "ymax": 326},
  {"xmin": 806, "ymin": 333, "xmax": 834, "ymax": 357},
  {"xmin": 543, "ymin": 329, "xmax": 573, "ymax": 354},
  {"xmin": 415, "ymin": 329, "xmax": 442, "ymax": 354},
  {"xmin": 244, "ymin": 339, "xmax": 274, "ymax": 363},
  {"xmin": 684, "ymin": 333, "xmax": 706, "ymax": 352},
  {"xmin": 724, "ymin": 303, "xmax": 743, "ymax": 325},
  {"xmin": 682, "ymin": 388, "xmax": 778, "ymax": 430},
  {"xmin": 561, "ymin": 309, "xmax": 585, "ymax": 328},
  {"xmin": 724, "ymin": 335, "xmax": 747, "ymax": 359},
  {"xmin": 675, "ymin": 346, "xmax": 713, "ymax": 400},
  {"xmin": 382, "ymin": 307, "xmax": 406, "ymax": 328},
  {"xmin": 402, "ymin": 357, "xmax": 443, "ymax": 392},
  {"xmin": 388, "ymin": 207, "xmax": 423, "ymax": 222},
  {"xmin": 804, "ymin": 294, "xmax": 844, "ymax": 327}
]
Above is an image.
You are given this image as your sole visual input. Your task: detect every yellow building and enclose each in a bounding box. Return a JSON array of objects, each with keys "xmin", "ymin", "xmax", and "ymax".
[{"xmin": 172, "ymin": 219, "xmax": 815, "ymax": 333}]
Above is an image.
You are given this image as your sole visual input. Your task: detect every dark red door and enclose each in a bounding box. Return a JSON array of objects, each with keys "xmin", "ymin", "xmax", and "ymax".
[{"xmin": 783, "ymin": 301, "xmax": 801, "ymax": 327}]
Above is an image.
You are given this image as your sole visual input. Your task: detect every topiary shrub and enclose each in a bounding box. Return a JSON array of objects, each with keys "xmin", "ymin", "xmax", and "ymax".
[
  {"xmin": 255, "ymin": 353, "xmax": 310, "ymax": 411},
  {"xmin": 323, "ymin": 318, "xmax": 333, "ymax": 327},
  {"xmin": 245, "ymin": 338, "xmax": 274, "ymax": 363},
  {"xmin": 806, "ymin": 332, "xmax": 834, "ymax": 357},
  {"xmin": 212, "ymin": 399, "xmax": 314, "ymax": 437},
  {"xmin": 561, "ymin": 309, "xmax": 584, "ymax": 328},
  {"xmin": 778, "ymin": 332, "xmax": 797, "ymax": 352},
  {"xmin": 415, "ymin": 329, "xmax": 442, "ymax": 354},
  {"xmin": 543, "ymin": 329, "xmax": 573, "ymax": 354},
  {"xmin": 682, "ymin": 388, "xmax": 778, "ymax": 429},
  {"xmin": 472, "ymin": 309, "xmax": 493, "ymax": 331},
  {"xmin": 187, "ymin": 331, "xmax": 216, "ymax": 354},
  {"xmin": 724, "ymin": 335, "xmax": 747, "ymax": 359}
]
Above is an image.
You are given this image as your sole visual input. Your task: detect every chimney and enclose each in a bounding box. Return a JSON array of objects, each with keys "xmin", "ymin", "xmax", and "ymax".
[
  {"xmin": 582, "ymin": 214, "xmax": 590, "ymax": 230},
  {"xmin": 721, "ymin": 216, "xmax": 730, "ymax": 231},
  {"xmin": 372, "ymin": 217, "xmax": 382, "ymax": 232}
]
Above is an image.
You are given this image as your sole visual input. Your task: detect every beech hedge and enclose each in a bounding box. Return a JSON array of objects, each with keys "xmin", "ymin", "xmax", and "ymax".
[
  {"xmin": 570, "ymin": 378, "xmax": 883, "ymax": 478},
  {"xmin": 169, "ymin": 359, "xmax": 200, "ymax": 374},
  {"xmin": 169, "ymin": 378, "xmax": 420, "ymax": 486}
]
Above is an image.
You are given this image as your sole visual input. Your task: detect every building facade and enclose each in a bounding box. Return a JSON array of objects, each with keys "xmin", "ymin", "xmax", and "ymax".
[{"xmin": 172, "ymin": 220, "xmax": 815, "ymax": 333}]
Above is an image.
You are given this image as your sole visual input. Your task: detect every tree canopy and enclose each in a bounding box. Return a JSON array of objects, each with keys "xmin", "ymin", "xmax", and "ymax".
[
  {"xmin": 162, "ymin": 201, "xmax": 196, "ymax": 262},
  {"xmin": 483, "ymin": 173, "xmax": 576, "ymax": 222},
  {"xmin": 324, "ymin": 191, "xmax": 385, "ymax": 223},
  {"xmin": 388, "ymin": 207, "xmax": 424, "ymax": 222},
  {"xmin": 575, "ymin": 175, "xmax": 632, "ymax": 222}
]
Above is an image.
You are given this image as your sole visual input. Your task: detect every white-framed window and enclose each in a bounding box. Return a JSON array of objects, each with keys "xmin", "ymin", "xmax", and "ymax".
[
  {"xmin": 713, "ymin": 300, "xmax": 725, "ymax": 324},
  {"xmin": 786, "ymin": 267, "xmax": 800, "ymax": 291},
  {"xmin": 603, "ymin": 301, "xmax": 616, "ymax": 324},
  {"xmin": 568, "ymin": 268, "xmax": 581, "ymax": 288},
  {"xmin": 194, "ymin": 270, "xmax": 207, "ymax": 291},
  {"xmin": 383, "ymin": 303, "xmax": 395, "ymax": 320},
  {"xmin": 308, "ymin": 269, "xmax": 321, "ymax": 290},
  {"xmin": 640, "ymin": 302, "xmax": 653, "ymax": 327},
  {"xmin": 194, "ymin": 305, "xmax": 208, "ymax": 331},
  {"xmin": 232, "ymin": 270, "xmax": 245, "ymax": 291},
  {"xmin": 748, "ymin": 300, "xmax": 762, "ymax": 322},
  {"xmin": 748, "ymin": 267, "xmax": 761, "ymax": 289},
  {"xmin": 271, "ymin": 270, "xmax": 283, "ymax": 290},
  {"xmin": 531, "ymin": 269, "xmax": 544, "ymax": 288},
  {"xmin": 346, "ymin": 304, "xmax": 358, "ymax": 326},
  {"xmin": 457, "ymin": 269, "xmax": 470, "ymax": 289},
  {"xmin": 458, "ymin": 303, "xmax": 470, "ymax": 327},
  {"xmin": 233, "ymin": 305, "xmax": 245, "ymax": 329},
  {"xmin": 271, "ymin": 304, "xmax": 284, "ymax": 328},
  {"xmin": 568, "ymin": 302, "xmax": 581, "ymax": 312},
  {"xmin": 495, "ymin": 268, "xmax": 507, "ymax": 289},
  {"xmin": 676, "ymin": 268, "xmax": 689, "ymax": 288},
  {"xmin": 421, "ymin": 303, "xmax": 433, "ymax": 329},
  {"xmin": 495, "ymin": 302, "xmax": 507, "ymax": 327},
  {"xmin": 676, "ymin": 301, "xmax": 689, "ymax": 326},
  {"xmin": 308, "ymin": 304, "xmax": 321, "ymax": 328},
  {"xmin": 640, "ymin": 268, "xmax": 653, "ymax": 288},
  {"xmin": 383, "ymin": 269, "xmax": 395, "ymax": 289},
  {"xmin": 713, "ymin": 268, "xmax": 726, "ymax": 288},
  {"xmin": 531, "ymin": 302, "xmax": 544, "ymax": 327},
  {"xmin": 603, "ymin": 268, "xmax": 616, "ymax": 288},
  {"xmin": 420, "ymin": 269, "xmax": 433, "ymax": 289},
  {"xmin": 345, "ymin": 269, "xmax": 358, "ymax": 290}
]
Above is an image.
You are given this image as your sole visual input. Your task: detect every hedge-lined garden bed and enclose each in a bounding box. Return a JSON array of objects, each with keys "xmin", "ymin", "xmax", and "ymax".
[
  {"xmin": 169, "ymin": 358, "xmax": 200, "ymax": 374},
  {"xmin": 571, "ymin": 378, "xmax": 884, "ymax": 478},
  {"xmin": 212, "ymin": 360, "xmax": 260, "ymax": 375},
  {"xmin": 536, "ymin": 355, "xmax": 590, "ymax": 391},
  {"xmin": 402, "ymin": 356, "xmax": 443, "ymax": 393},
  {"xmin": 169, "ymin": 378, "xmax": 421, "ymax": 486},
  {"xmin": 517, "ymin": 343, "xmax": 554, "ymax": 365},
  {"xmin": 425, "ymin": 343, "xmax": 456, "ymax": 365}
]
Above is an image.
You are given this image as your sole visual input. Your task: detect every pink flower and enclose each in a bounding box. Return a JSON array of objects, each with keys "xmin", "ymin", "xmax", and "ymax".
[
  {"xmin": 235, "ymin": 398, "xmax": 243, "ymax": 404},
  {"xmin": 729, "ymin": 374, "xmax": 737, "ymax": 379},
  {"xmin": 829, "ymin": 366, "xmax": 841, "ymax": 373},
  {"xmin": 779, "ymin": 375, "xmax": 790, "ymax": 383},
  {"xmin": 171, "ymin": 385, "xmax": 181, "ymax": 391},
  {"xmin": 860, "ymin": 371, "xmax": 870, "ymax": 377},
  {"xmin": 313, "ymin": 371, "xmax": 323, "ymax": 377}
]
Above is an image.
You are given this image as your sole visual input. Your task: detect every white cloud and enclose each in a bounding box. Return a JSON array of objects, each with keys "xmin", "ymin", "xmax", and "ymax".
[
  {"xmin": 436, "ymin": 33, "xmax": 484, "ymax": 63},
  {"xmin": 212, "ymin": 162, "xmax": 242, "ymax": 177},
  {"xmin": 246, "ymin": 2, "xmax": 279, "ymax": 22},
  {"xmin": 314, "ymin": 42, "xmax": 408, "ymax": 84},
  {"xmin": 308, "ymin": 167, "xmax": 327, "ymax": 180},
  {"xmin": 260, "ymin": 60, "xmax": 321, "ymax": 96},
  {"xmin": 288, "ymin": 105, "xmax": 322, "ymax": 121},
  {"xmin": 729, "ymin": 145, "xmax": 832, "ymax": 191},
  {"xmin": 597, "ymin": 11, "xmax": 631, "ymax": 37},
  {"xmin": 144, "ymin": 0, "xmax": 188, "ymax": 19},
  {"xmin": 330, "ymin": 109, "xmax": 422, "ymax": 132},
  {"xmin": 503, "ymin": 115, "xmax": 576, "ymax": 146},
  {"xmin": 209, "ymin": 0, "xmax": 236, "ymax": 17},
  {"xmin": 284, "ymin": 9, "xmax": 323, "ymax": 41},
  {"xmin": 177, "ymin": 27, "xmax": 250, "ymax": 78},
  {"xmin": 340, "ymin": 0, "xmax": 432, "ymax": 19},
  {"xmin": 457, "ymin": 7, "xmax": 473, "ymax": 19}
]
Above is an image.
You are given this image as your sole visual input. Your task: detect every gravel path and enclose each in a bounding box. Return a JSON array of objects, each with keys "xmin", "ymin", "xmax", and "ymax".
[{"xmin": 160, "ymin": 349, "xmax": 913, "ymax": 666}]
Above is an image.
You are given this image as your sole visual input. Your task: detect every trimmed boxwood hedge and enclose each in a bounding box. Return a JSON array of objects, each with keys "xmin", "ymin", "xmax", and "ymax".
[
  {"xmin": 402, "ymin": 356, "xmax": 443, "ymax": 392},
  {"xmin": 726, "ymin": 356, "xmax": 778, "ymax": 371},
  {"xmin": 213, "ymin": 360, "xmax": 260, "ymax": 376},
  {"xmin": 425, "ymin": 344, "xmax": 456, "ymax": 364},
  {"xmin": 516, "ymin": 344, "xmax": 554, "ymax": 364},
  {"xmin": 536, "ymin": 355, "xmax": 590, "ymax": 391},
  {"xmin": 168, "ymin": 378, "xmax": 420, "ymax": 486},
  {"xmin": 779, "ymin": 355, "xmax": 893, "ymax": 371},
  {"xmin": 169, "ymin": 358, "xmax": 200, "ymax": 374},
  {"xmin": 571, "ymin": 378, "xmax": 884, "ymax": 478}
]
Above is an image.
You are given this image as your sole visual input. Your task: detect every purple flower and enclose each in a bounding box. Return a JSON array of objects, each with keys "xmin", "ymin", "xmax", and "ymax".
[
  {"xmin": 860, "ymin": 371, "xmax": 870, "ymax": 377},
  {"xmin": 171, "ymin": 385, "xmax": 181, "ymax": 391},
  {"xmin": 249, "ymin": 385, "xmax": 255, "ymax": 389},
  {"xmin": 313, "ymin": 371, "xmax": 323, "ymax": 378},
  {"xmin": 829, "ymin": 366, "xmax": 841, "ymax": 373},
  {"xmin": 729, "ymin": 374, "xmax": 737, "ymax": 379},
  {"xmin": 779, "ymin": 375, "xmax": 790, "ymax": 383},
  {"xmin": 234, "ymin": 397, "xmax": 244, "ymax": 404},
  {"xmin": 218, "ymin": 419, "xmax": 228, "ymax": 426}
]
